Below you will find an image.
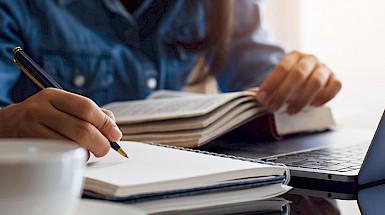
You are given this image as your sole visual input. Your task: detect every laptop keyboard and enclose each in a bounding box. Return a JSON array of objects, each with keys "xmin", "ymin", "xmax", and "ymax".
[{"xmin": 261, "ymin": 144, "xmax": 367, "ymax": 172}]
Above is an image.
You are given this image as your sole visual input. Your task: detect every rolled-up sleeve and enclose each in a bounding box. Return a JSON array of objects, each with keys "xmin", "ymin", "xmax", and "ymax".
[{"xmin": 216, "ymin": 0, "xmax": 285, "ymax": 92}]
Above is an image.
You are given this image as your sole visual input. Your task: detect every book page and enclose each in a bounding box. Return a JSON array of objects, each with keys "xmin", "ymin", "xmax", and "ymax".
[
  {"xmin": 84, "ymin": 141, "xmax": 285, "ymax": 196},
  {"xmin": 102, "ymin": 91, "xmax": 255, "ymax": 124},
  {"xmin": 145, "ymin": 90, "xmax": 201, "ymax": 99},
  {"xmin": 119, "ymin": 97, "xmax": 255, "ymax": 134},
  {"xmin": 274, "ymin": 106, "xmax": 336, "ymax": 135},
  {"xmin": 121, "ymin": 104, "xmax": 263, "ymax": 147}
]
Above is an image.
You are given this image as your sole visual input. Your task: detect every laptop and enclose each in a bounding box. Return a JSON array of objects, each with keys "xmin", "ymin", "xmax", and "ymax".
[
  {"xmin": 357, "ymin": 180, "xmax": 385, "ymax": 215},
  {"xmin": 201, "ymin": 111, "xmax": 385, "ymax": 199}
]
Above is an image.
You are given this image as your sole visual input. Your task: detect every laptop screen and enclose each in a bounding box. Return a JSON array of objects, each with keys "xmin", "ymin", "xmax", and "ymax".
[{"xmin": 358, "ymin": 110, "xmax": 385, "ymax": 186}]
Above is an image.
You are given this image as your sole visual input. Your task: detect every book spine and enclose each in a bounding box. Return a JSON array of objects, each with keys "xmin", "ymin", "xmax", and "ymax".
[{"xmin": 144, "ymin": 142, "xmax": 291, "ymax": 185}]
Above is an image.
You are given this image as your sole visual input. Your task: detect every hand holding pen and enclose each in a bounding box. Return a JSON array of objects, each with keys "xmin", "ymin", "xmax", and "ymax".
[{"xmin": 0, "ymin": 47, "xmax": 127, "ymax": 158}]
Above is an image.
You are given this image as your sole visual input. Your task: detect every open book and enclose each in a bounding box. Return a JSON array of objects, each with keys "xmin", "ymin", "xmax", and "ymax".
[
  {"xmin": 103, "ymin": 90, "xmax": 335, "ymax": 148},
  {"xmin": 83, "ymin": 141, "xmax": 290, "ymax": 203}
]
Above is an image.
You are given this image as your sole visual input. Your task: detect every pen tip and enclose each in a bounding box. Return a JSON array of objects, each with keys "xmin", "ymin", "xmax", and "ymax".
[{"xmin": 117, "ymin": 148, "xmax": 128, "ymax": 158}]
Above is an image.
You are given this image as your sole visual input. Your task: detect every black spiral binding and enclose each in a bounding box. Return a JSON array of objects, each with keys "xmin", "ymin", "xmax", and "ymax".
[{"xmin": 144, "ymin": 142, "xmax": 291, "ymax": 185}]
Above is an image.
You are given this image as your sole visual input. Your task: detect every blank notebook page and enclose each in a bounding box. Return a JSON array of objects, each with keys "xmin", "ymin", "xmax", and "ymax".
[{"xmin": 85, "ymin": 141, "xmax": 285, "ymax": 188}]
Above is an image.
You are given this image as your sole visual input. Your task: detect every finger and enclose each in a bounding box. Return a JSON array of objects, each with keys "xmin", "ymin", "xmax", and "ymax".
[
  {"xmin": 287, "ymin": 64, "xmax": 329, "ymax": 114},
  {"xmin": 245, "ymin": 87, "xmax": 259, "ymax": 94},
  {"xmin": 40, "ymin": 106, "xmax": 111, "ymax": 157},
  {"xmin": 45, "ymin": 88, "xmax": 122, "ymax": 142},
  {"xmin": 287, "ymin": 87, "xmax": 301, "ymax": 103},
  {"xmin": 311, "ymin": 74, "xmax": 342, "ymax": 106},
  {"xmin": 257, "ymin": 51, "xmax": 301, "ymax": 103},
  {"xmin": 101, "ymin": 108, "xmax": 116, "ymax": 122},
  {"xmin": 267, "ymin": 55, "xmax": 318, "ymax": 112},
  {"xmin": 16, "ymin": 121, "xmax": 69, "ymax": 140}
]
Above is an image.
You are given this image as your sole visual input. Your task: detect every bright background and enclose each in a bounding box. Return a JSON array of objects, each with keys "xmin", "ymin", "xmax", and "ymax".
[
  {"xmin": 263, "ymin": 1, "xmax": 385, "ymax": 212},
  {"xmin": 263, "ymin": 0, "xmax": 385, "ymax": 131}
]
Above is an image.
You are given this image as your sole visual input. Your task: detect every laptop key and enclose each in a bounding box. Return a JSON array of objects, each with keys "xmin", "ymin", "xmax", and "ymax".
[
  {"xmin": 275, "ymin": 158, "xmax": 303, "ymax": 163},
  {"xmin": 318, "ymin": 161, "xmax": 340, "ymax": 166},
  {"xmin": 313, "ymin": 156, "xmax": 335, "ymax": 161},
  {"xmin": 288, "ymin": 161, "xmax": 314, "ymax": 166}
]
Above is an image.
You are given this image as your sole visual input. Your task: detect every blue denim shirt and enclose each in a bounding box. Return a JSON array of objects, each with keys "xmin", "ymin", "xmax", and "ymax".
[{"xmin": 0, "ymin": 0, "xmax": 284, "ymax": 107}]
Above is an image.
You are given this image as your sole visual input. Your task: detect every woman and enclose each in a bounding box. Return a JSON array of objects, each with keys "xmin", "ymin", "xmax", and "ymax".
[{"xmin": 0, "ymin": 0, "xmax": 341, "ymax": 157}]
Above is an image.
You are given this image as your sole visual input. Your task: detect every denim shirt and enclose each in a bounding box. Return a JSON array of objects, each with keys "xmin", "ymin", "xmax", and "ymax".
[{"xmin": 0, "ymin": 0, "xmax": 284, "ymax": 107}]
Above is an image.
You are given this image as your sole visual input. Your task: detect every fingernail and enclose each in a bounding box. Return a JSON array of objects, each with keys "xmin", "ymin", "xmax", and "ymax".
[
  {"xmin": 110, "ymin": 126, "xmax": 122, "ymax": 141},
  {"xmin": 257, "ymin": 91, "xmax": 267, "ymax": 103},
  {"xmin": 268, "ymin": 102, "xmax": 280, "ymax": 113}
]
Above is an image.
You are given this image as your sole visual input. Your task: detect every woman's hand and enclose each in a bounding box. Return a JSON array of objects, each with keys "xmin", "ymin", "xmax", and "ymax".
[
  {"xmin": 0, "ymin": 88, "xmax": 122, "ymax": 157},
  {"xmin": 251, "ymin": 51, "xmax": 342, "ymax": 115}
]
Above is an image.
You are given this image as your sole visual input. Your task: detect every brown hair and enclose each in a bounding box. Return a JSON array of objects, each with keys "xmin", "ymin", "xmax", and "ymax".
[{"xmin": 178, "ymin": 0, "xmax": 235, "ymax": 85}]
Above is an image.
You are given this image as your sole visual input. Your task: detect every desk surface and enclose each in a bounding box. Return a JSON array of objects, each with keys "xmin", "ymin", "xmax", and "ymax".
[
  {"xmin": 281, "ymin": 193, "xmax": 360, "ymax": 214},
  {"xmin": 284, "ymin": 181, "xmax": 385, "ymax": 215}
]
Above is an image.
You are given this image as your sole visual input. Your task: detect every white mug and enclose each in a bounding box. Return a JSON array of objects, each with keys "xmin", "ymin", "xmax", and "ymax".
[{"xmin": 0, "ymin": 139, "xmax": 87, "ymax": 215}]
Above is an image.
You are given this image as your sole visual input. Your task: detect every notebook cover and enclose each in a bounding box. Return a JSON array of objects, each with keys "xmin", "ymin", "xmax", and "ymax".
[{"xmin": 83, "ymin": 175, "xmax": 285, "ymax": 203}]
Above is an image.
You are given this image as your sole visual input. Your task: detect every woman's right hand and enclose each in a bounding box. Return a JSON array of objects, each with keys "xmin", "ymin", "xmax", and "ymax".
[{"xmin": 0, "ymin": 88, "xmax": 122, "ymax": 157}]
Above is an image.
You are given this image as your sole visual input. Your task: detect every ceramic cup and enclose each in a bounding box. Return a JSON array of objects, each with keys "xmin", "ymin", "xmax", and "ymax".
[{"xmin": 0, "ymin": 139, "xmax": 87, "ymax": 215}]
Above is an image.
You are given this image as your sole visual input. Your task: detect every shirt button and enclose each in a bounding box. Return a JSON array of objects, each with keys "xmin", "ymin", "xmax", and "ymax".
[
  {"xmin": 73, "ymin": 75, "xmax": 85, "ymax": 87},
  {"xmin": 146, "ymin": 77, "xmax": 157, "ymax": 89}
]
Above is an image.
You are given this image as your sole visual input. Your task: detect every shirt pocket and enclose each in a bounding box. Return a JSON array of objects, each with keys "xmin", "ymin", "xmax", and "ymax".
[{"xmin": 41, "ymin": 49, "xmax": 115, "ymax": 104}]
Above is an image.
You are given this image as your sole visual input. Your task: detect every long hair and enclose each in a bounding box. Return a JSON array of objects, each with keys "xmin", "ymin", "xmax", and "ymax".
[
  {"xmin": 178, "ymin": 0, "xmax": 235, "ymax": 85},
  {"xmin": 208, "ymin": 0, "xmax": 234, "ymax": 71}
]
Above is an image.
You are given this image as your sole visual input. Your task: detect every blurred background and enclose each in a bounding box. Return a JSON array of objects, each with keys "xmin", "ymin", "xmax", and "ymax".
[
  {"xmin": 263, "ymin": 0, "xmax": 385, "ymax": 131},
  {"xmin": 263, "ymin": 1, "xmax": 385, "ymax": 213}
]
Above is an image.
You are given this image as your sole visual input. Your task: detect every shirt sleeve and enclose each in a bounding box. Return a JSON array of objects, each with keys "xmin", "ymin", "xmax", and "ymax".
[
  {"xmin": 0, "ymin": 1, "xmax": 28, "ymax": 108},
  {"xmin": 216, "ymin": 0, "xmax": 285, "ymax": 92}
]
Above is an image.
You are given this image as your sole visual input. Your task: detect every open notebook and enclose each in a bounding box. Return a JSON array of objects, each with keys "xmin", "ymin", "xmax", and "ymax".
[{"xmin": 83, "ymin": 141, "xmax": 290, "ymax": 203}]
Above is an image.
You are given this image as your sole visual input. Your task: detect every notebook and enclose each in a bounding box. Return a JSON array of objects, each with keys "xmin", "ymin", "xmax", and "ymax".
[
  {"xmin": 130, "ymin": 191, "xmax": 290, "ymax": 215},
  {"xmin": 201, "ymin": 111, "xmax": 385, "ymax": 199},
  {"xmin": 132, "ymin": 195, "xmax": 290, "ymax": 215},
  {"xmin": 83, "ymin": 141, "xmax": 290, "ymax": 203}
]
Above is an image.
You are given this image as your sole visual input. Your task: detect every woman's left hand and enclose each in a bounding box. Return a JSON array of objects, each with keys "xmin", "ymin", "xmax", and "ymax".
[{"xmin": 249, "ymin": 51, "xmax": 342, "ymax": 115}]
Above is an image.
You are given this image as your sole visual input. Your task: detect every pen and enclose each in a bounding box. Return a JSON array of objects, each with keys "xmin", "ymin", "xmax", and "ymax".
[{"xmin": 11, "ymin": 47, "xmax": 128, "ymax": 158}]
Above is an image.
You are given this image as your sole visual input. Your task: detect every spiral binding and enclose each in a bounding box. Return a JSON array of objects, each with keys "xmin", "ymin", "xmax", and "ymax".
[{"xmin": 145, "ymin": 142, "xmax": 291, "ymax": 185}]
